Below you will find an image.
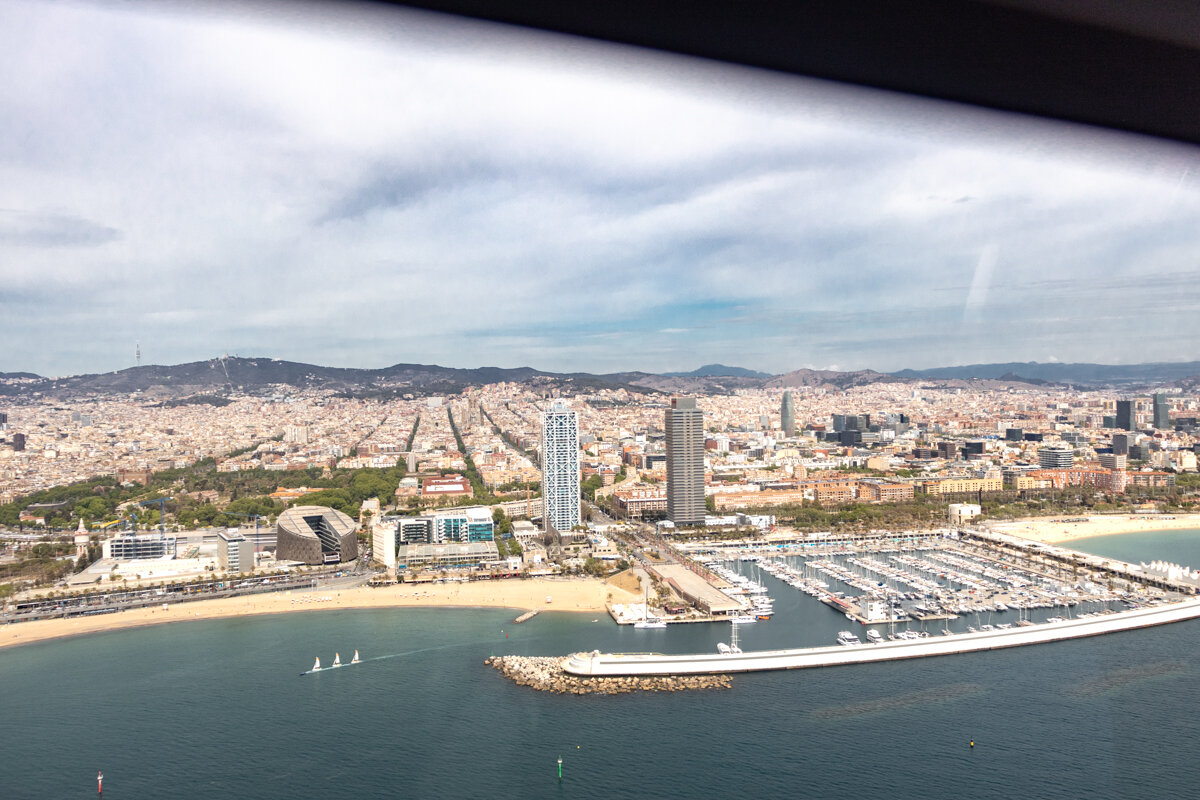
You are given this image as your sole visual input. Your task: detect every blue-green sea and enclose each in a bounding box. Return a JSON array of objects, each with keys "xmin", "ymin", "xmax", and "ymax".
[{"xmin": 3, "ymin": 531, "xmax": 1200, "ymax": 799}]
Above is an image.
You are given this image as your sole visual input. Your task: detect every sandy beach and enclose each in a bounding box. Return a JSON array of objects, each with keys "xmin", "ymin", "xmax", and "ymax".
[
  {"xmin": 0, "ymin": 577, "xmax": 641, "ymax": 651},
  {"xmin": 988, "ymin": 514, "xmax": 1200, "ymax": 544}
]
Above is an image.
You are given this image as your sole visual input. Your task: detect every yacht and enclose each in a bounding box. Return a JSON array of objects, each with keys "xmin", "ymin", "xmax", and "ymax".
[
  {"xmin": 634, "ymin": 618, "xmax": 668, "ymax": 629},
  {"xmin": 718, "ymin": 621, "xmax": 743, "ymax": 654},
  {"xmin": 836, "ymin": 631, "xmax": 862, "ymax": 646},
  {"xmin": 730, "ymin": 615, "xmax": 757, "ymax": 625},
  {"xmin": 865, "ymin": 630, "xmax": 883, "ymax": 644}
]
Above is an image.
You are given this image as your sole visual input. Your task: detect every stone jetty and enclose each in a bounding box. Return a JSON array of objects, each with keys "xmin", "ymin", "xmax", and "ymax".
[{"xmin": 485, "ymin": 655, "xmax": 732, "ymax": 694}]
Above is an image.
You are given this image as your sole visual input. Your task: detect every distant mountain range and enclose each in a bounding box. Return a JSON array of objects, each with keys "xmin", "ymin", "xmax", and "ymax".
[
  {"xmin": 1, "ymin": 358, "xmax": 1197, "ymax": 399},
  {"xmin": 892, "ymin": 361, "xmax": 1200, "ymax": 386},
  {"xmin": 661, "ymin": 364, "xmax": 773, "ymax": 379}
]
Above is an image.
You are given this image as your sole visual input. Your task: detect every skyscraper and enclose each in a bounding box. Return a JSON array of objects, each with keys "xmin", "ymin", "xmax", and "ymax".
[
  {"xmin": 665, "ymin": 397, "xmax": 705, "ymax": 526},
  {"xmin": 780, "ymin": 391, "xmax": 795, "ymax": 437},
  {"xmin": 1116, "ymin": 399, "xmax": 1135, "ymax": 431},
  {"xmin": 1153, "ymin": 393, "xmax": 1170, "ymax": 429},
  {"xmin": 540, "ymin": 403, "xmax": 580, "ymax": 534}
]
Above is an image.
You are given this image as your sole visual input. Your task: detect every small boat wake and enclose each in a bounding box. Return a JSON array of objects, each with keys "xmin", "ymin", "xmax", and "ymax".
[
  {"xmin": 301, "ymin": 650, "xmax": 361, "ymax": 676},
  {"xmin": 301, "ymin": 634, "xmax": 545, "ymax": 676}
]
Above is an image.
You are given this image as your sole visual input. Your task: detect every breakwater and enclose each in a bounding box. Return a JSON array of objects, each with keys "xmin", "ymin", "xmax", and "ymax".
[
  {"xmin": 565, "ymin": 597, "xmax": 1200, "ymax": 677},
  {"xmin": 484, "ymin": 655, "xmax": 732, "ymax": 694}
]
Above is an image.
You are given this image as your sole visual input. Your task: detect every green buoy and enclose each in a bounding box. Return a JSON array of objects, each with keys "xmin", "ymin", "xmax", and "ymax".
[{"xmin": 558, "ymin": 756, "xmax": 563, "ymax": 781}]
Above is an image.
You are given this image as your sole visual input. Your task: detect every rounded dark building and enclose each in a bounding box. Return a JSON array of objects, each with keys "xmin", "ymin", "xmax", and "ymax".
[{"xmin": 275, "ymin": 505, "xmax": 358, "ymax": 565}]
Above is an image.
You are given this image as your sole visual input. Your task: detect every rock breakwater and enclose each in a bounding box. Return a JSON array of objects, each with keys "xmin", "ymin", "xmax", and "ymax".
[{"xmin": 485, "ymin": 655, "xmax": 732, "ymax": 694}]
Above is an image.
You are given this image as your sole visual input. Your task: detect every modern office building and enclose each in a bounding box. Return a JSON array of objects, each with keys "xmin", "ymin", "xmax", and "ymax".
[
  {"xmin": 665, "ymin": 397, "xmax": 706, "ymax": 526},
  {"xmin": 1005, "ymin": 428, "xmax": 1024, "ymax": 442},
  {"xmin": 218, "ymin": 530, "xmax": 254, "ymax": 573},
  {"xmin": 1038, "ymin": 446, "xmax": 1074, "ymax": 469},
  {"xmin": 1112, "ymin": 433, "xmax": 1132, "ymax": 455},
  {"xmin": 388, "ymin": 506, "xmax": 494, "ymax": 545},
  {"xmin": 540, "ymin": 403, "xmax": 580, "ymax": 534},
  {"xmin": 1116, "ymin": 399, "xmax": 1136, "ymax": 431},
  {"xmin": 106, "ymin": 532, "xmax": 177, "ymax": 560},
  {"xmin": 780, "ymin": 391, "xmax": 795, "ymax": 437},
  {"xmin": 275, "ymin": 505, "xmax": 358, "ymax": 565},
  {"xmin": 838, "ymin": 429, "xmax": 863, "ymax": 446},
  {"xmin": 11, "ymin": 432, "xmax": 26, "ymax": 452},
  {"xmin": 1153, "ymin": 393, "xmax": 1170, "ymax": 429}
]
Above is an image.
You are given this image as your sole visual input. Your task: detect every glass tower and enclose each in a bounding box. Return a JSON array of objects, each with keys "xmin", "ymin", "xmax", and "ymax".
[{"xmin": 781, "ymin": 390, "xmax": 795, "ymax": 437}]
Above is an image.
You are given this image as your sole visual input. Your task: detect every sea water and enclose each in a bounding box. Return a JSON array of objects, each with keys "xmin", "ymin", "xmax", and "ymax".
[{"xmin": 2, "ymin": 532, "xmax": 1199, "ymax": 799}]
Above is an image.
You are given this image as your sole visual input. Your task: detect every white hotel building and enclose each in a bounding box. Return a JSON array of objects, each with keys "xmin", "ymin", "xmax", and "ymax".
[{"xmin": 540, "ymin": 403, "xmax": 581, "ymax": 535}]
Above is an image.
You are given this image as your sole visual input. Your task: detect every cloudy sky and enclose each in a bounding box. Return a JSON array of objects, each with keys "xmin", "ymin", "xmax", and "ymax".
[{"xmin": 3, "ymin": 0, "xmax": 1200, "ymax": 378}]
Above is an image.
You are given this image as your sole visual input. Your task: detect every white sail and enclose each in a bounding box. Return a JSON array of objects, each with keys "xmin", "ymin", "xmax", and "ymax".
[
  {"xmin": 351, "ymin": 650, "xmax": 360, "ymax": 664},
  {"xmin": 312, "ymin": 657, "xmax": 321, "ymax": 671},
  {"xmin": 333, "ymin": 652, "xmax": 341, "ymax": 667}
]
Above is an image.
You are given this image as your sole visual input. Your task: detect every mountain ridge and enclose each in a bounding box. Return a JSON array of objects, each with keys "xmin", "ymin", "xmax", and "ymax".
[{"xmin": 1, "ymin": 357, "xmax": 1196, "ymax": 399}]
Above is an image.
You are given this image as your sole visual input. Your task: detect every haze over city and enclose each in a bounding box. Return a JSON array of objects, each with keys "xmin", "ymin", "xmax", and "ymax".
[{"xmin": 3, "ymin": 0, "xmax": 1200, "ymax": 378}]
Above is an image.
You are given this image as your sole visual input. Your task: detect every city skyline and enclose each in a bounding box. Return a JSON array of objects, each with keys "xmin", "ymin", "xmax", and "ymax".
[{"xmin": 4, "ymin": 1, "xmax": 1200, "ymax": 378}]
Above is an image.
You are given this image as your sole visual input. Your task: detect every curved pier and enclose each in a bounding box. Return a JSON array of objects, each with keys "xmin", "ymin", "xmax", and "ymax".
[{"xmin": 564, "ymin": 598, "xmax": 1200, "ymax": 677}]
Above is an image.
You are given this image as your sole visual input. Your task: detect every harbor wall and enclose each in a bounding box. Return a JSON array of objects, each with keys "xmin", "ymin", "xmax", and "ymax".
[{"xmin": 564, "ymin": 598, "xmax": 1200, "ymax": 676}]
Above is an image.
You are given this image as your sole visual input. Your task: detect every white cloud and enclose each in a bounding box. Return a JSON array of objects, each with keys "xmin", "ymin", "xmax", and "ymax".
[{"xmin": 1, "ymin": 0, "xmax": 1199, "ymax": 376}]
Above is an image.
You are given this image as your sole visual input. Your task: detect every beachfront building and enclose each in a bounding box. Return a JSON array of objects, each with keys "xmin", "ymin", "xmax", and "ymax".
[
  {"xmin": 105, "ymin": 532, "xmax": 177, "ymax": 561},
  {"xmin": 217, "ymin": 530, "xmax": 254, "ymax": 574},
  {"xmin": 388, "ymin": 506, "xmax": 496, "ymax": 548},
  {"xmin": 541, "ymin": 403, "xmax": 580, "ymax": 534},
  {"xmin": 666, "ymin": 398, "xmax": 706, "ymax": 526},
  {"xmin": 396, "ymin": 541, "xmax": 501, "ymax": 571},
  {"xmin": 373, "ymin": 522, "xmax": 399, "ymax": 568},
  {"xmin": 275, "ymin": 505, "xmax": 358, "ymax": 565}
]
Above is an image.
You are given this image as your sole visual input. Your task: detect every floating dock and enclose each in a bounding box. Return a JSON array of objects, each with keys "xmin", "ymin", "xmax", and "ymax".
[{"xmin": 564, "ymin": 598, "xmax": 1200, "ymax": 676}]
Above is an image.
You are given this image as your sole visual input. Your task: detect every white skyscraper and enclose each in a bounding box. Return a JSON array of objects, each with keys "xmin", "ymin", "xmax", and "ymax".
[{"xmin": 540, "ymin": 402, "xmax": 580, "ymax": 534}]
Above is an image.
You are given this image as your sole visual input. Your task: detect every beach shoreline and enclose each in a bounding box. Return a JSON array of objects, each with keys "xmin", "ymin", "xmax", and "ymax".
[
  {"xmin": 0, "ymin": 577, "xmax": 638, "ymax": 652},
  {"xmin": 986, "ymin": 513, "xmax": 1200, "ymax": 544}
]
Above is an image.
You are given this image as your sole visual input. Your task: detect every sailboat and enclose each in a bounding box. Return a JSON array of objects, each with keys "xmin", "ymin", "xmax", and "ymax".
[
  {"xmin": 351, "ymin": 650, "xmax": 361, "ymax": 664},
  {"xmin": 311, "ymin": 656, "xmax": 321, "ymax": 672},
  {"xmin": 717, "ymin": 620, "xmax": 743, "ymax": 654},
  {"xmin": 332, "ymin": 652, "xmax": 342, "ymax": 668}
]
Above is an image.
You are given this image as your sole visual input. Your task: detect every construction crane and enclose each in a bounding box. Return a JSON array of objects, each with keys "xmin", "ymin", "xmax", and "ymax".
[{"xmin": 138, "ymin": 497, "xmax": 171, "ymax": 533}]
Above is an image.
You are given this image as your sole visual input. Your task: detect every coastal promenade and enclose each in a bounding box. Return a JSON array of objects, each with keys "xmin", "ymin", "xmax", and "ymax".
[{"xmin": 564, "ymin": 597, "xmax": 1200, "ymax": 676}]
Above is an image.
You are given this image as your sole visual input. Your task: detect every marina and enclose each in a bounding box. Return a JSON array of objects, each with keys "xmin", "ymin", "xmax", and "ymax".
[{"xmin": 565, "ymin": 597, "xmax": 1200, "ymax": 676}]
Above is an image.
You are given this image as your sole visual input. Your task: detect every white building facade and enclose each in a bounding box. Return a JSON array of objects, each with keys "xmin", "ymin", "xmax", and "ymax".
[{"xmin": 540, "ymin": 403, "xmax": 581, "ymax": 534}]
